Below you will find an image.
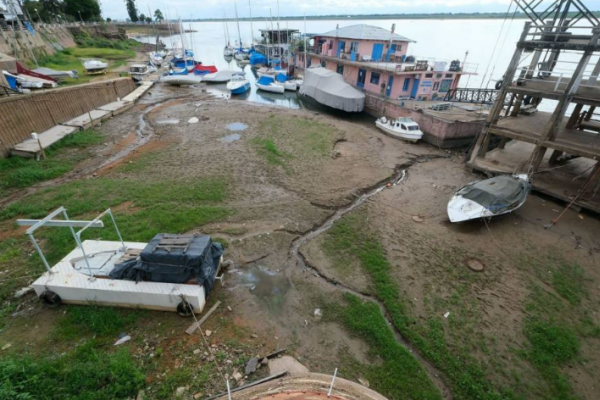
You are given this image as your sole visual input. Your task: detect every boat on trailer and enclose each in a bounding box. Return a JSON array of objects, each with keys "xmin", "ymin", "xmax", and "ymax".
[
  {"xmin": 20, "ymin": 207, "xmax": 225, "ymax": 316},
  {"xmin": 375, "ymin": 117, "xmax": 424, "ymax": 142},
  {"xmin": 447, "ymin": 174, "xmax": 530, "ymax": 223}
]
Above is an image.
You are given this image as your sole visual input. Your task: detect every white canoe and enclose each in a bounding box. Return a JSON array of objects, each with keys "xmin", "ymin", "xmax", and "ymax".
[
  {"xmin": 161, "ymin": 75, "xmax": 203, "ymax": 86},
  {"xmin": 375, "ymin": 117, "xmax": 423, "ymax": 142}
]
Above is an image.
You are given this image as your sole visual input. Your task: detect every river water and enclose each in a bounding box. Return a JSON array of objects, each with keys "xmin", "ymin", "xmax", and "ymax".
[{"xmin": 140, "ymin": 18, "xmax": 581, "ymax": 111}]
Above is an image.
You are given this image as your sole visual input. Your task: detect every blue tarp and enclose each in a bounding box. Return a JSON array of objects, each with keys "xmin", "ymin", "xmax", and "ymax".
[
  {"xmin": 257, "ymin": 75, "xmax": 275, "ymax": 85},
  {"xmin": 250, "ymin": 52, "xmax": 268, "ymax": 66},
  {"xmin": 25, "ymin": 22, "xmax": 35, "ymax": 35},
  {"xmin": 4, "ymin": 74, "xmax": 18, "ymax": 90},
  {"xmin": 275, "ymin": 73, "xmax": 288, "ymax": 83}
]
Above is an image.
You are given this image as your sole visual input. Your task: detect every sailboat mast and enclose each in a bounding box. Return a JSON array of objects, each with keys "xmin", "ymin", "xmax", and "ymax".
[
  {"xmin": 304, "ymin": 13, "xmax": 307, "ymax": 70},
  {"xmin": 234, "ymin": 0, "xmax": 243, "ymax": 48},
  {"xmin": 248, "ymin": 0, "xmax": 254, "ymax": 45},
  {"xmin": 276, "ymin": 0, "xmax": 281, "ymax": 52}
]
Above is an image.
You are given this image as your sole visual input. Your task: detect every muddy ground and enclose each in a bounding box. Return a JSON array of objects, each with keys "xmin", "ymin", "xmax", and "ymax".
[{"xmin": 1, "ymin": 83, "xmax": 599, "ymax": 400}]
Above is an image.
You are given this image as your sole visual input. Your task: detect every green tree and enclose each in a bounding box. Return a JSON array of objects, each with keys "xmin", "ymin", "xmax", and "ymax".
[
  {"xmin": 154, "ymin": 9, "xmax": 164, "ymax": 22},
  {"xmin": 125, "ymin": 0, "xmax": 138, "ymax": 22},
  {"xmin": 145, "ymin": 16, "xmax": 151, "ymax": 23},
  {"xmin": 64, "ymin": 0, "xmax": 101, "ymax": 21},
  {"xmin": 138, "ymin": 12, "xmax": 145, "ymax": 23}
]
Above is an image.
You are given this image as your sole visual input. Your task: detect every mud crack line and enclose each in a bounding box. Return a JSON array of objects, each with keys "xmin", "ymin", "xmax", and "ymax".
[{"xmin": 289, "ymin": 153, "xmax": 453, "ymax": 400}]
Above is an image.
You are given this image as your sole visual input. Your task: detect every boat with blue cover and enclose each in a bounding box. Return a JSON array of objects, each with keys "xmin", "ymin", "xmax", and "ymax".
[{"xmin": 256, "ymin": 75, "xmax": 284, "ymax": 94}]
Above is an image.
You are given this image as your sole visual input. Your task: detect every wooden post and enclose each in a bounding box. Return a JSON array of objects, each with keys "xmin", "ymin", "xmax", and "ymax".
[
  {"xmin": 510, "ymin": 93, "xmax": 525, "ymax": 117},
  {"xmin": 565, "ymin": 103, "xmax": 583, "ymax": 129},
  {"xmin": 584, "ymin": 106, "xmax": 595, "ymax": 121},
  {"xmin": 468, "ymin": 22, "xmax": 532, "ymax": 164},
  {"xmin": 529, "ymin": 28, "xmax": 600, "ymax": 171}
]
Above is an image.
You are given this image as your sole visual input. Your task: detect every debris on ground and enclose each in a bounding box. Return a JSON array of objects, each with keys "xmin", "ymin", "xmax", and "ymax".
[
  {"xmin": 13, "ymin": 286, "xmax": 33, "ymax": 299},
  {"xmin": 444, "ymin": 311, "xmax": 451, "ymax": 319},
  {"xmin": 268, "ymin": 356, "xmax": 308, "ymax": 375},
  {"xmin": 358, "ymin": 378, "xmax": 370, "ymax": 388},
  {"xmin": 188, "ymin": 117, "xmax": 199, "ymax": 123},
  {"xmin": 314, "ymin": 308, "xmax": 322, "ymax": 318},
  {"xmin": 245, "ymin": 357, "xmax": 259, "ymax": 375},
  {"xmin": 412, "ymin": 216, "xmax": 423, "ymax": 222},
  {"xmin": 233, "ymin": 371, "xmax": 243, "ymax": 382},
  {"xmin": 1, "ymin": 343, "xmax": 12, "ymax": 351},
  {"xmin": 114, "ymin": 334, "xmax": 131, "ymax": 346},
  {"xmin": 205, "ymin": 329, "xmax": 212, "ymax": 337}
]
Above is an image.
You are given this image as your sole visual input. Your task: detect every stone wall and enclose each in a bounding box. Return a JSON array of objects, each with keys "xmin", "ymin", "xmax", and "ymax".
[{"xmin": 0, "ymin": 24, "xmax": 75, "ymax": 63}]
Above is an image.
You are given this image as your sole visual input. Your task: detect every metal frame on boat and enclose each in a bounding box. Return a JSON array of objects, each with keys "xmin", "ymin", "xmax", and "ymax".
[{"xmin": 20, "ymin": 207, "xmax": 220, "ymax": 315}]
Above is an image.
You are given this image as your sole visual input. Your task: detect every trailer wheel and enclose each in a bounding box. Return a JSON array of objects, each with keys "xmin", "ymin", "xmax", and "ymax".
[
  {"xmin": 40, "ymin": 291, "xmax": 62, "ymax": 308},
  {"xmin": 177, "ymin": 301, "xmax": 194, "ymax": 317}
]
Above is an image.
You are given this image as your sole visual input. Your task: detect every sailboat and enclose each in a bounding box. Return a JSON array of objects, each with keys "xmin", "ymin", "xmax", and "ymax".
[
  {"xmin": 222, "ymin": 14, "xmax": 235, "ymax": 57},
  {"xmin": 233, "ymin": 0, "xmax": 249, "ymax": 60}
]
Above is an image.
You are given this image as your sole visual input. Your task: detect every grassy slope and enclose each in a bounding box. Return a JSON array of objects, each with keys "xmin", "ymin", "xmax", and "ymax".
[
  {"xmin": 0, "ymin": 129, "xmax": 103, "ymax": 190},
  {"xmin": 322, "ymin": 212, "xmax": 600, "ymax": 400}
]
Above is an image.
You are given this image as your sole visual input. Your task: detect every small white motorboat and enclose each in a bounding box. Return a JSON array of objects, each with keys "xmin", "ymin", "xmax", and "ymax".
[
  {"xmin": 202, "ymin": 70, "xmax": 244, "ymax": 83},
  {"xmin": 447, "ymin": 174, "xmax": 530, "ymax": 223},
  {"xmin": 32, "ymin": 67, "xmax": 78, "ymax": 79},
  {"xmin": 129, "ymin": 64, "xmax": 150, "ymax": 81},
  {"xmin": 83, "ymin": 59, "xmax": 108, "ymax": 74},
  {"xmin": 226, "ymin": 75, "xmax": 251, "ymax": 94},
  {"xmin": 256, "ymin": 75, "xmax": 285, "ymax": 94},
  {"xmin": 375, "ymin": 117, "xmax": 424, "ymax": 142},
  {"xmin": 161, "ymin": 74, "xmax": 203, "ymax": 86}
]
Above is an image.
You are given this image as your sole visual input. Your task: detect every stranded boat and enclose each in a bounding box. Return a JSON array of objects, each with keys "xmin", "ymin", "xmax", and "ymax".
[
  {"xmin": 299, "ymin": 66, "xmax": 365, "ymax": 113},
  {"xmin": 161, "ymin": 74, "xmax": 203, "ymax": 86},
  {"xmin": 202, "ymin": 70, "xmax": 245, "ymax": 83},
  {"xmin": 447, "ymin": 174, "xmax": 530, "ymax": 223},
  {"xmin": 227, "ymin": 75, "xmax": 251, "ymax": 94},
  {"xmin": 20, "ymin": 208, "xmax": 225, "ymax": 316},
  {"xmin": 83, "ymin": 59, "xmax": 108, "ymax": 74},
  {"xmin": 256, "ymin": 75, "xmax": 285, "ymax": 94},
  {"xmin": 375, "ymin": 117, "xmax": 424, "ymax": 142}
]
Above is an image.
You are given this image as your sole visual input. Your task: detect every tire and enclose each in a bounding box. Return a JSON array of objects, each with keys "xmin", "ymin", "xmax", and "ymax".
[
  {"xmin": 495, "ymin": 80, "xmax": 503, "ymax": 90},
  {"xmin": 40, "ymin": 291, "xmax": 61, "ymax": 308},
  {"xmin": 177, "ymin": 301, "xmax": 194, "ymax": 317}
]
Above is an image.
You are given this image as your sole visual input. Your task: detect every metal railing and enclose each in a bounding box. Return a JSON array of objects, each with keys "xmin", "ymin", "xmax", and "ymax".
[{"xmin": 443, "ymin": 88, "xmax": 499, "ymax": 104}]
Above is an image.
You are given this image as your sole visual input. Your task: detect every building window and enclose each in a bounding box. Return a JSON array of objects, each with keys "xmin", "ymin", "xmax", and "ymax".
[
  {"xmin": 445, "ymin": 73, "xmax": 453, "ymax": 78},
  {"xmin": 337, "ymin": 64, "xmax": 344, "ymax": 75},
  {"xmin": 350, "ymin": 41, "xmax": 358, "ymax": 53},
  {"xmin": 425, "ymin": 73, "xmax": 433, "ymax": 78},
  {"xmin": 403, "ymin": 78, "xmax": 410, "ymax": 91},
  {"xmin": 321, "ymin": 61, "xmax": 326, "ymax": 68},
  {"xmin": 436, "ymin": 73, "xmax": 442, "ymax": 78},
  {"xmin": 328, "ymin": 40, "xmax": 333, "ymax": 50},
  {"xmin": 370, "ymin": 72, "xmax": 380, "ymax": 85},
  {"xmin": 433, "ymin": 82, "xmax": 440, "ymax": 91},
  {"xmin": 440, "ymin": 79, "xmax": 453, "ymax": 93}
]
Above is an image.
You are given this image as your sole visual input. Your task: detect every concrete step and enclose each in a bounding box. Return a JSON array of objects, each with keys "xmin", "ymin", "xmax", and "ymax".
[{"xmin": 11, "ymin": 125, "xmax": 78, "ymax": 158}]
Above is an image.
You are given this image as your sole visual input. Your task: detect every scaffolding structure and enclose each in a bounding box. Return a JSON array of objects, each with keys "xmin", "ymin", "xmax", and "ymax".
[{"xmin": 468, "ymin": 2, "xmax": 600, "ymax": 212}]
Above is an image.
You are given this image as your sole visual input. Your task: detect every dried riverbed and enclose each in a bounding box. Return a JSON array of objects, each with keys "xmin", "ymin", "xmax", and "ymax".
[{"xmin": 1, "ymin": 84, "xmax": 599, "ymax": 400}]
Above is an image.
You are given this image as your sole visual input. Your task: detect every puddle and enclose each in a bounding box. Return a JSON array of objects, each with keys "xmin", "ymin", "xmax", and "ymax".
[
  {"xmin": 226, "ymin": 122, "xmax": 248, "ymax": 131},
  {"xmin": 231, "ymin": 264, "xmax": 290, "ymax": 313},
  {"xmin": 155, "ymin": 119, "xmax": 180, "ymax": 125},
  {"xmin": 220, "ymin": 133, "xmax": 241, "ymax": 143}
]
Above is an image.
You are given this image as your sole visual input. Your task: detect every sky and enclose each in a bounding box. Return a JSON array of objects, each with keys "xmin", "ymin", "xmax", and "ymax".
[{"xmin": 101, "ymin": 0, "xmax": 589, "ymax": 21}]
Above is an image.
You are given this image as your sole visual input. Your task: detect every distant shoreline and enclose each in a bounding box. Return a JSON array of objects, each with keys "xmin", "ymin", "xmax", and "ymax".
[{"xmin": 182, "ymin": 11, "xmax": 600, "ymax": 23}]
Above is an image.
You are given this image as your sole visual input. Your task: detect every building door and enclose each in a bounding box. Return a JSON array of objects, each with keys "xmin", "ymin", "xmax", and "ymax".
[
  {"xmin": 357, "ymin": 69, "xmax": 366, "ymax": 88},
  {"xmin": 411, "ymin": 79, "xmax": 420, "ymax": 98},
  {"xmin": 386, "ymin": 76, "xmax": 394, "ymax": 98},
  {"xmin": 371, "ymin": 43, "xmax": 384, "ymax": 61},
  {"xmin": 385, "ymin": 44, "xmax": 397, "ymax": 62},
  {"xmin": 337, "ymin": 41, "xmax": 345, "ymax": 58}
]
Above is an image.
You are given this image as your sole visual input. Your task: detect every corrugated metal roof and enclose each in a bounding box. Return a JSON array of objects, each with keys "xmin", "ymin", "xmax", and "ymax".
[{"xmin": 319, "ymin": 24, "xmax": 415, "ymax": 42}]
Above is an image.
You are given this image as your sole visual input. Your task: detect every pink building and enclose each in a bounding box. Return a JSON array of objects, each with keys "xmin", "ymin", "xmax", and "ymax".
[{"xmin": 296, "ymin": 24, "xmax": 471, "ymax": 101}]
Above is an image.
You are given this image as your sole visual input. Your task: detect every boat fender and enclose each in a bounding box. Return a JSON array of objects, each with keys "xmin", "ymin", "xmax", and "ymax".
[
  {"xmin": 495, "ymin": 80, "xmax": 503, "ymax": 90},
  {"xmin": 40, "ymin": 291, "xmax": 62, "ymax": 308},
  {"xmin": 177, "ymin": 300, "xmax": 194, "ymax": 317}
]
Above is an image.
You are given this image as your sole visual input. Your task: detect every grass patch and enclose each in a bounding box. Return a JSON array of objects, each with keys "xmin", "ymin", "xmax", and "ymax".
[
  {"xmin": 0, "ymin": 129, "xmax": 103, "ymax": 189},
  {"xmin": 252, "ymin": 115, "xmax": 343, "ymax": 171},
  {"xmin": 251, "ymin": 138, "xmax": 290, "ymax": 167},
  {"xmin": 0, "ymin": 340, "xmax": 144, "ymax": 400},
  {"xmin": 323, "ymin": 213, "xmax": 517, "ymax": 400},
  {"xmin": 327, "ymin": 294, "xmax": 442, "ymax": 400},
  {"xmin": 54, "ymin": 305, "xmax": 141, "ymax": 340}
]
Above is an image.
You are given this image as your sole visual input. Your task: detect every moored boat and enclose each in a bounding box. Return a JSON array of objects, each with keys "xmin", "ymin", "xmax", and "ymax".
[
  {"xmin": 226, "ymin": 75, "xmax": 251, "ymax": 94},
  {"xmin": 299, "ymin": 66, "xmax": 364, "ymax": 113},
  {"xmin": 256, "ymin": 75, "xmax": 285, "ymax": 94},
  {"xmin": 194, "ymin": 64, "xmax": 218, "ymax": 75},
  {"xmin": 161, "ymin": 74, "xmax": 203, "ymax": 86},
  {"xmin": 202, "ymin": 70, "xmax": 244, "ymax": 83},
  {"xmin": 375, "ymin": 117, "xmax": 423, "ymax": 142},
  {"xmin": 447, "ymin": 174, "xmax": 530, "ymax": 223}
]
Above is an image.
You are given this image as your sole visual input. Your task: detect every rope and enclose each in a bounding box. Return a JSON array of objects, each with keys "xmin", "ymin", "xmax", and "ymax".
[
  {"xmin": 485, "ymin": 5, "xmax": 519, "ymax": 89},
  {"xmin": 479, "ymin": 1, "xmax": 515, "ymax": 90}
]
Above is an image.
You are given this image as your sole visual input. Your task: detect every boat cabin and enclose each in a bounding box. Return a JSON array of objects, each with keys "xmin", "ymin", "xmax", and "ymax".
[{"xmin": 129, "ymin": 64, "xmax": 149, "ymax": 81}]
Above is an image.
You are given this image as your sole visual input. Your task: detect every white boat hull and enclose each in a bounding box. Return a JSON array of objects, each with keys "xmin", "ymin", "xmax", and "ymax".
[
  {"xmin": 375, "ymin": 120, "xmax": 423, "ymax": 142},
  {"xmin": 283, "ymin": 81, "xmax": 298, "ymax": 91},
  {"xmin": 256, "ymin": 82, "xmax": 285, "ymax": 94},
  {"xmin": 31, "ymin": 240, "xmax": 207, "ymax": 313},
  {"xmin": 161, "ymin": 75, "xmax": 203, "ymax": 86}
]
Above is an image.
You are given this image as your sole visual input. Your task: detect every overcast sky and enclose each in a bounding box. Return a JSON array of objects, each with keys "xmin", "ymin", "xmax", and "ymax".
[{"xmin": 101, "ymin": 0, "xmax": 561, "ymax": 20}]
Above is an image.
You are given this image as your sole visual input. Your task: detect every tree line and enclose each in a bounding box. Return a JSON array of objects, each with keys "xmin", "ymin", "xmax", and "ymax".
[
  {"xmin": 22, "ymin": 0, "xmax": 102, "ymax": 23},
  {"xmin": 124, "ymin": 0, "xmax": 164, "ymax": 23}
]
